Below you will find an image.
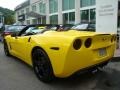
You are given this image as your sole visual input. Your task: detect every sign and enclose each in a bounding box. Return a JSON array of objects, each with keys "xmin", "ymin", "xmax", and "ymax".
[{"xmin": 96, "ymin": 0, "xmax": 118, "ymax": 34}]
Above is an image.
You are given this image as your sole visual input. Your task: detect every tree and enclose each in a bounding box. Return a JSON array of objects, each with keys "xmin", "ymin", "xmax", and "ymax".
[{"xmin": 0, "ymin": 7, "xmax": 15, "ymax": 25}]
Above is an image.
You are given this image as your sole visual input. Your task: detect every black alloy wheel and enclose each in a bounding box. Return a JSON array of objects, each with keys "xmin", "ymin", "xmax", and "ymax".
[
  {"xmin": 32, "ymin": 48, "xmax": 54, "ymax": 83},
  {"xmin": 4, "ymin": 40, "xmax": 10, "ymax": 56}
]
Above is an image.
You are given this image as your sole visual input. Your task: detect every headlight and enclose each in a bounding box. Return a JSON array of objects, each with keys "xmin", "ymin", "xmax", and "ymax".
[
  {"xmin": 73, "ymin": 39, "xmax": 82, "ymax": 50},
  {"xmin": 85, "ymin": 38, "xmax": 92, "ymax": 48}
]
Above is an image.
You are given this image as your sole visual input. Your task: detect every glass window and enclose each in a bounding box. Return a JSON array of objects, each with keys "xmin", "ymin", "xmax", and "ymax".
[
  {"xmin": 69, "ymin": 0, "xmax": 75, "ymax": 10},
  {"xmin": 63, "ymin": 12, "xmax": 75, "ymax": 24},
  {"xmin": 62, "ymin": 0, "xmax": 69, "ymax": 11},
  {"xmin": 69, "ymin": 12, "xmax": 75, "ymax": 24},
  {"xmin": 26, "ymin": 15, "xmax": 29, "ymax": 19},
  {"xmin": 26, "ymin": 8, "xmax": 29, "ymax": 13},
  {"xmin": 62, "ymin": 0, "xmax": 75, "ymax": 11},
  {"xmin": 21, "ymin": 10, "xmax": 24, "ymax": 14},
  {"xmin": 26, "ymin": 20, "xmax": 30, "ymax": 25},
  {"xmin": 32, "ymin": 19, "xmax": 37, "ymax": 24},
  {"xmin": 80, "ymin": 0, "xmax": 95, "ymax": 7},
  {"xmin": 49, "ymin": 0, "xmax": 53, "ymax": 13},
  {"xmin": 43, "ymin": 4, "xmax": 46, "ymax": 13},
  {"xmin": 90, "ymin": 9, "xmax": 95, "ymax": 23},
  {"xmin": 26, "ymin": 8, "xmax": 30, "ymax": 19},
  {"xmin": 39, "ymin": 2, "xmax": 46, "ymax": 14},
  {"xmin": 81, "ymin": 9, "xmax": 96, "ymax": 23},
  {"xmin": 81, "ymin": 10, "xmax": 89, "ymax": 22},
  {"xmin": 32, "ymin": 5, "xmax": 36, "ymax": 12},
  {"xmin": 42, "ymin": 17, "xmax": 46, "ymax": 24},
  {"xmin": 54, "ymin": 0, "xmax": 58, "ymax": 12},
  {"xmin": 38, "ymin": 17, "xmax": 46, "ymax": 24},
  {"xmin": 91, "ymin": 0, "xmax": 95, "ymax": 6},
  {"xmin": 50, "ymin": 15, "xmax": 58, "ymax": 24},
  {"xmin": 63, "ymin": 13, "xmax": 69, "ymax": 24},
  {"xmin": 17, "ymin": 11, "xmax": 20, "ymax": 16},
  {"xmin": 49, "ymin": 0, "xmax": 58, "ymax": 13}
]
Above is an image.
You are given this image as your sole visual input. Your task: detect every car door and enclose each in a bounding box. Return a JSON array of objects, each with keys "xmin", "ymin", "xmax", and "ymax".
[
  {"xmin": 13, "ymin": 36, "xmax": 31, "ymax": 61},
  {"xmin": 9, "ymin": 26, "xmax": 34, "ymax": 64},
  {"xmin": 9, "ymin": 35, "xmax": 31, "ymax": 59}
]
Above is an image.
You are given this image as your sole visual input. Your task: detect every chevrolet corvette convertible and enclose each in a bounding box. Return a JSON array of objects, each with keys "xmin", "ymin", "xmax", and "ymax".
[{"xmin": 4, "ymin": 24, "xmax": 116, "ymax": 82}]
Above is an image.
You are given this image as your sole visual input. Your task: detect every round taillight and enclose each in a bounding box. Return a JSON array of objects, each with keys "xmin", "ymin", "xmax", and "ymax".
[
  {"xmin": 85, "ymin": 38, "xmax": 92, "ymax": 48},
  {"xmin": 73, "ymin": 39, "xmax": 82, "ymax": 50}
]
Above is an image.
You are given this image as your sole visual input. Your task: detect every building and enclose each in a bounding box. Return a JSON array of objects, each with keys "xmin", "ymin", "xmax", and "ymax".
[
  {"xmin": 15, "ymin": 0, "xmax": 96, "ymax": 25},
  {"xmin": 15, "ymin": 0, "xmax": 30, "ymax": 25},
  {"xmin": 15, "ymin": 0, "xmax": 120, "ymax": 27}
]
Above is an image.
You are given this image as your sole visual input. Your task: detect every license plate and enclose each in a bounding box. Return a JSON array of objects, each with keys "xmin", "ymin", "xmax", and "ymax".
[{"xmin": 99, "ymin": 48, "xmax": 107, "ymax": 56}]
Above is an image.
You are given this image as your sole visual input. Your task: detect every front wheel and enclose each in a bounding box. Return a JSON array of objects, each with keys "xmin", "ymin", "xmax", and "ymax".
[
  {"xmin": 4, "ymin": 40, "xmax": 10, "ymax": 56},
  {"xmin": 32, "ymin": 48, "xmax": 54, "ymax": 83}
]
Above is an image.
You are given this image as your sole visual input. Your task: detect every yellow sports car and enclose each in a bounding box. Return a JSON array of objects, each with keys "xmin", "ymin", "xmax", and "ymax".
[{"xmin": 4, "ymin": 24, "xmax": 116, "ymax": 82}]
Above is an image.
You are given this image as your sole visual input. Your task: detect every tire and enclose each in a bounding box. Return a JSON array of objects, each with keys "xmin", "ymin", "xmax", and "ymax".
[
  {"xmin": 4, "ymin": 40, "xmax": 10, "ymax": 56},
  {"xmin": 32, "ymin": 48, "xmax": 54, "ymax": 83}
]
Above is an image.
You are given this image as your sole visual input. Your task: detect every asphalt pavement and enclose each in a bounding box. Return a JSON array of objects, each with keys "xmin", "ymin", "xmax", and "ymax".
[{"xmin": 0, "ymin": 42, "xmax": 120, "ymax": 90}]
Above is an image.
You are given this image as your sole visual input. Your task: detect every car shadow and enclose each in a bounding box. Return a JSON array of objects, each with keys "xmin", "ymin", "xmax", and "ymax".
[
  {"xmin": 48, "ymin": 71, "xmax": 98, "ymax": 89},
  {"xmin": 8, "ymin": 55, "xmax": 120, "ymax": 90},
  {"xmin": 47, "ymin": 67, "xmax": 120, "ymax": 90},
  {"xmin": 93, "ymin": 68, "xmax": 120, "ymax": 90}
]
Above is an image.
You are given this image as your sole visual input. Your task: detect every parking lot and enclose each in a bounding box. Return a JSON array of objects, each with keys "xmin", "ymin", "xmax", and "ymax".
[{"xmin": 0, "ymin": 42, "xmax": 120, "ymax": 90}]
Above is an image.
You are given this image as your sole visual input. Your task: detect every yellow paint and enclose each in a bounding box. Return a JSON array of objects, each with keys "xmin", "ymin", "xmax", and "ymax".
[{"xmin": 5, "ymin": 30, "xmax": 116, "ymax": 78}]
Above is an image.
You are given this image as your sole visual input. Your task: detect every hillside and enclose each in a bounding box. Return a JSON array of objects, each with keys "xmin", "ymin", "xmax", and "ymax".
[{"xmin": 0, "ymin": 7, "xmax": 15, "ymax": 24}]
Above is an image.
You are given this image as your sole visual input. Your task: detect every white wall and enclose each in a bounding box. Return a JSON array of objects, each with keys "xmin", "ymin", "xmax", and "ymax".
[{"xmin": 96, "ymin": 0, "xmax": 118, "ymax": 34}]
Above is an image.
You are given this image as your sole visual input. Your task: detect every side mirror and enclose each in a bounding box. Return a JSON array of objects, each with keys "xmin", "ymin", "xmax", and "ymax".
[{"xmin": 11, "ymin": 33, "xmax": 17, "ymax": 37}]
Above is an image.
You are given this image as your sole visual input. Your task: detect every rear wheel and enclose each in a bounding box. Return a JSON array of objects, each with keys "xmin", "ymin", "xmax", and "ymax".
[
  {"xmin": 32, "ymin": 48, "xmax": 54, "ymax": 83},
  {"xmin": 4, "ymin": 40, "xmax": 10, "ymax": 56}
]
